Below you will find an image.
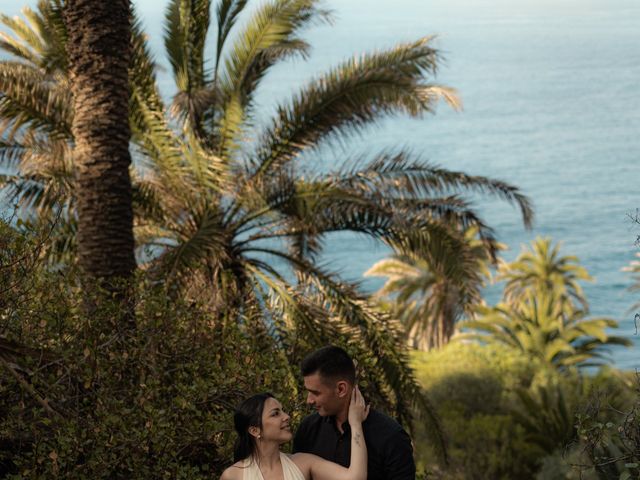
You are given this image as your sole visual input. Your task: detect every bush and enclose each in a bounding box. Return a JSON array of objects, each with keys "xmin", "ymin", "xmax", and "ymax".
[
  {"xmin": 411, "ymin": 342, "xmax": 543, "ymax": 479},
  {"xmin": 411, "ymin": 342, "xmax": 638, "ymax": 479},
  {"xmin": 0, "ymin": 221, "xmax": 298, "ymax": 479}
]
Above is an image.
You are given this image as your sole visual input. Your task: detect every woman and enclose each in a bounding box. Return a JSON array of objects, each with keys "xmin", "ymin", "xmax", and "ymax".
[{"xmin": 220, "ymin": 387, "xmax": 369, "ymax": 480}]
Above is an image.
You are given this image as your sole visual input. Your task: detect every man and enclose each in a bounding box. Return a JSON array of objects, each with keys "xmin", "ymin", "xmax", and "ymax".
[{"xmin": 293, "ymin": 346, "xmax": 416, "ymax": 479}]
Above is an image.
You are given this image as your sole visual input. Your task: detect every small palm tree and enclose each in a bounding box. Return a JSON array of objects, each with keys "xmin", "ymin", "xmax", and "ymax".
[
  {"xmin": 498, "ymin": 237, "xmax": 591, "ymax": 314},
  {"xmin": 365, "ymin": 226, "xmax": 503, "ymax": 350},
  {"xmin": 459, "ymin": 292, "xmax": 631, "ymax": 369}
]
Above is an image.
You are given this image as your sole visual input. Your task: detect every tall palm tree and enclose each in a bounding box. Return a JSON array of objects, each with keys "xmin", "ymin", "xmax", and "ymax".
[
  {"xmin": 0, "ymin": 0, "xmax": 535, "ymax": 457},
  {"xmin": 365, "ymin": 226, "xmax": 503, "ymax": 350},
  {"xmin": 63, "ymin": 0, "xmax": 136, "ymax": 297}
]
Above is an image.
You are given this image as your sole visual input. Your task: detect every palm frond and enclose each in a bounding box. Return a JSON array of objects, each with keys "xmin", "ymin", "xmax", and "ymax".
[
  {"xmin": 0, "ymin": 62, "xmax": 72, "ymax": 139},
  {"xmin": 217, "ymin": 0, "xmax": 331, "ymax": 156},
  {"xmin": 0, "ymin": 138, "xmax": 73, "ymax": 213},
  {"xmin": 499, "ymin": 237, "xmax": 590, "ymax": 311},
  {"xmin": 130, "ymin": 7, "xmax": 165, "ymax": 141},
  {"xmin": 0, "ymin": 1, "xmax": 67, "ymax": 72},
  {"xmin": 164, "ymin": 0, "xmax": 212, "ymax": 128},
  {"xmin": 214, "ymin": 0, "xmax": 249, "ymax": 76},
  {"xmin": 132, "ymin": 92, "xmax": 229, "ymax": 205},
  {"xmin": 250, "ymin": 36, "xmax": 458, "ymax": 177},
  {"xmin": 0, "ymin": 10, "xmax": 43, "ymax": 65},
  {"xmin": 152, "ymin": 204, "xmax": 229, "ymax": 286},
  {"xmin": 333, "ymin": 151, "xmax": 534, "ymax": 228}
]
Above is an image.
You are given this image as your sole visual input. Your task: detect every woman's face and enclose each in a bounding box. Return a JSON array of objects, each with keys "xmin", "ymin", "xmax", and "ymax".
[{"xmin": 259, "ymin": 397, "xmax": 292, "ymax": 444}]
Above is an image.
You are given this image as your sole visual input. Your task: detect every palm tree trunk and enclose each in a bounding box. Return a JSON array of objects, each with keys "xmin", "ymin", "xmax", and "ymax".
[{"xmin": 64, "ymin": 0, "xmax": 136, "ymax": 303}]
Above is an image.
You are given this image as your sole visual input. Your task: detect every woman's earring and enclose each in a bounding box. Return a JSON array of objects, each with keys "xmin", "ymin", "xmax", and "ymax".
[{"xmin": 258, "ymin": 434, "xmax": 261, "ymax": 439}]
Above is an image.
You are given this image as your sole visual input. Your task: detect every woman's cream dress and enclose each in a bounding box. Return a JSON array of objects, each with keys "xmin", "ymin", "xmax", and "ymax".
[{"xmin": 240, "ymin": 453, "xmax": 305, "ymax": 480}]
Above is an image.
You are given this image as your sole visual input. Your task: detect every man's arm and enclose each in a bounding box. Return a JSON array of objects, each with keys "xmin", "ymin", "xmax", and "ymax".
[{"xmin": 383, "ymin": 429, "xmax": 416, "ymax": 480}]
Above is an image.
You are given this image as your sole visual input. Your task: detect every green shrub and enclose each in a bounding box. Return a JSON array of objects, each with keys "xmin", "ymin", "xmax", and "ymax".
[
  {"xmin": 0, "ymin": 221, "xmax": 298, "ymax": 479},
  {"xmin": 411, "ymin": 342, "xmax": 637, "ymax": 480},
  {"xmin": 411, "ymin": 343, "xmax": 544, "ymax": 478}
]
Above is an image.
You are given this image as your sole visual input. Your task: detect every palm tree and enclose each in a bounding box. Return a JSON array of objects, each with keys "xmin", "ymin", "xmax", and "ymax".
[
  {"xmin": 365, "ymin": 226, "xmax": 503, "ymax": 350},
  {"xmin": 64, "ymin": 0, "xmax": 136, "ymax": 297},
  {"xmin": 498, "ymin": 237, "xmax": 591, "ymax": 314},
  {"xmin": 0, "ymin": 0, "xmax": 535, "ymax": 457},
  {"xmin": 459, "ymin": 292, "xmax": 631, "ymax": 369}
]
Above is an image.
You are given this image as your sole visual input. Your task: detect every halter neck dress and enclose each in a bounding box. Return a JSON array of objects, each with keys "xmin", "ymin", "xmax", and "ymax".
[{"xmin": 240, "ymin": 453, "xmax": 305, "ymax": 480}]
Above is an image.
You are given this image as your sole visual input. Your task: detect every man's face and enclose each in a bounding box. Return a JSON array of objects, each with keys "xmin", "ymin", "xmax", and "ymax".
[{"xmin": 303, "ymin": 372, "xmax": 347, "ymax": 416}]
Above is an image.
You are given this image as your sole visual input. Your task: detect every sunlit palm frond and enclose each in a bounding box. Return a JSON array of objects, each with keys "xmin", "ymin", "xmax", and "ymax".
[
  {"xmin": 459, "ymin": 292, "xmax": 631, "ymax": 369},
  {"xmin": 0, "ymin": 1, "xmax": 66, "ymax": 73},
  {"xmin": 132, "ymin": 93, "xmax": 227, "ymax": 203},
  {"xmin": 251, "ymin": 36, "xmax": 458, "ymax": 177},
  {"xmin": 0, "ymin": 62, "xmax": 71, "ymax": 140},
  {"xmin": 164, "ymin": 0, "xmax": 213, "ymax": 128},
  {"xmin": 217, "ymin": 0, "xmax": 331, "ymax": 157},
  {"xmin": 0, "ymin": 11, "xmax": 44, "ymax": 66},
  {"xmin": 130, "ymin": 7, "xmax": 165, "ymax": 141}
]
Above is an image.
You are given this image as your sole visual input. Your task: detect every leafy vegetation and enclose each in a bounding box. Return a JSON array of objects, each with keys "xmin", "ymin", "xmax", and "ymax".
[
  {"xmin": 411, "ymin": 344, "xmax": 637, "ymax": 480},
  {"xmin": 0, "ymin": 0, "xmax": 536, "ymax": 461},
  {"xmin": 0, "ymin": 1, "xmax": 636, "ymax": 479},
  {"xmin": 0, "ymin": 219, "xmax": 299, "ymax": 478},
  {"xmin": 365, "ymin": 226, "xmax": 502, "ymax": 349},
  {"xmin": 459, "ymin": 238, "xmax": 631, "ymax": 368}
]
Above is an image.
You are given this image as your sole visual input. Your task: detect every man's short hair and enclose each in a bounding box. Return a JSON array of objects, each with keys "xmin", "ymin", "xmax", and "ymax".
[{"xmin": 301, "ymin": 345, "xmax": 356, "ymax": 384}]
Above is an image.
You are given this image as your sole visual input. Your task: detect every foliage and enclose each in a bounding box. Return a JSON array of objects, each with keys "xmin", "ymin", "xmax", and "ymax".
[
  {"xmin": 0, "ymin": 219, "xmax": 299, "ymax": 479},
  {"xmin": 0, "ymin": 0, "xmax": 535, "ymax": 458},
  {"xmin": 498, "ymin": 237, "xmax": 591, "ymax": 314},
  {"xmin": 410, "ymin": 342, "xmax": 637, "ymax": 480},
  {"xmin": 572, "ymin": 373, "xmax": 640, "ymax": 480},
  {"xmin": 410, "ymin": 343, "xmax": 543, "ymax": 479},
  {"xmin": 460, "ymin": 293, "xmax": 631, "ymax": 369},
  {"xmin": 365, "ymin": 227, "xmax": 503, "ymax": 350},
  {"xmin": 459, "ymin": 238, "xmax": 631, "ymax": 369}
]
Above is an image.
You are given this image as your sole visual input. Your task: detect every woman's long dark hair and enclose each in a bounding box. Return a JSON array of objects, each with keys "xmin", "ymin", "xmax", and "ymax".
[{"xmin": 233, "ymin": 392, "xmax": 274, "ymax": 462}]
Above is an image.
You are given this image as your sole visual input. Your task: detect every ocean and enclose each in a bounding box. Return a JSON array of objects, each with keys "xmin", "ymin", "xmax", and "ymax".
[{"xmin": 1, "ymin": 0, "xmax": 639, "ymax": 368}]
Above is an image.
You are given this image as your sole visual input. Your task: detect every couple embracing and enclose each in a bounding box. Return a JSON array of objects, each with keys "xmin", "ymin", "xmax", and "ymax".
[{"xmin": 221, "ymin": 346, "xmax": 416, "ymax": 480}]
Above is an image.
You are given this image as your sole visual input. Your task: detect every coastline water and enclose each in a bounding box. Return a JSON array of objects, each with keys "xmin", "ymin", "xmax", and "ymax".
[{"xmin": 1, "ymin": 0, "xmax": 638, "ymax": 368}]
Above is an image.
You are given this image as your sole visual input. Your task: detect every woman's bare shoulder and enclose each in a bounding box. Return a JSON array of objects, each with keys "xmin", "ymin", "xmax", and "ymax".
[{"xmin": 219, "ymin": 461, "xmax": 245, "ymax": 480}]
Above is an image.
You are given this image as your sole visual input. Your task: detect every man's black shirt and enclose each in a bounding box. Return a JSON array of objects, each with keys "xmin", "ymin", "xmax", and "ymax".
[{"xmin": 292, "ymin": 410, "xmax": 416, "ymax": 480}]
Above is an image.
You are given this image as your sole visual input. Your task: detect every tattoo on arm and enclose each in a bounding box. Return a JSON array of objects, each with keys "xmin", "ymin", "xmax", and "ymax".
[{"xmin": 354, "ymin": 432, "xmax": 362, "ymax": 447}]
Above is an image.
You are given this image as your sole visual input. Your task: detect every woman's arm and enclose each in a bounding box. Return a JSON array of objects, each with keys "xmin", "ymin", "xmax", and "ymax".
[{"xmin": 295, "ymin": 387, "xmax": 369, "ymax": 480}]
